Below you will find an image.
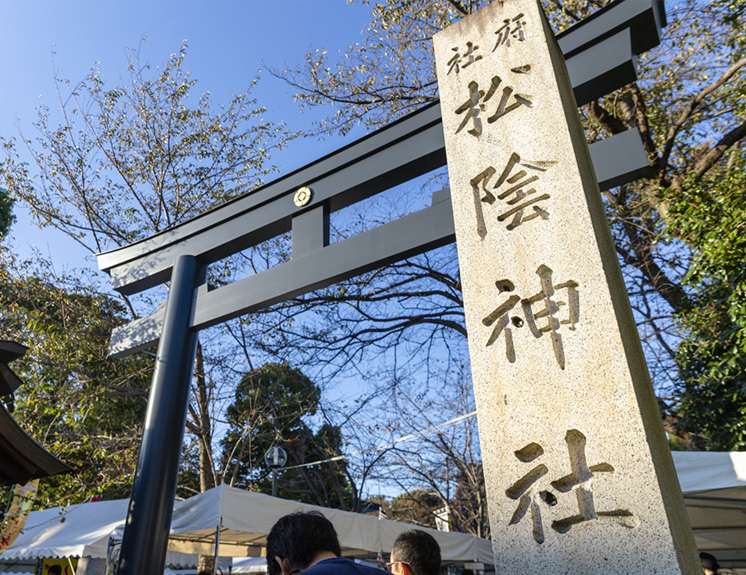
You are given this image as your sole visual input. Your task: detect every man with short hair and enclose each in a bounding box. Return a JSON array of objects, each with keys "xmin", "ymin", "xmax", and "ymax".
[
  {"xmin": 700, "ymin": 552, "xmax": 720, "ymax": 575},
  {"xmin": 387, "ymin": 530, "xmax": 441, "ymax": 575},
  {"xmin": 266, "ymin": 511, "xmax": 388, "ymax": 575}
]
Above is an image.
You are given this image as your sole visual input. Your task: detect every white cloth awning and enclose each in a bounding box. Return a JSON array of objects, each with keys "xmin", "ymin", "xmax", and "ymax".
[
  {"xmin": 5, "ymin": 454, "xmax": 745, "ymax": 567},
  {"xmin": 0, "ymin": 498, "xmax": 128, "ymax": 560},
  {"xmin": 0, "ymin": 486, "xmax": 492, "ymax": 564},
  {"xmin": 232, "ymin": 556, "xmax": 268, "ymax": 573},
  {"xmin": 167, "ymin": 484, "xmax": 493, "ymax": 564},
  {"xmin": 672, "ymin": 451, "xmax": 746, "ymax": 569},
  {"xmin": 0, "ymin": 499, "xmax": 204, "ymax": 568}
]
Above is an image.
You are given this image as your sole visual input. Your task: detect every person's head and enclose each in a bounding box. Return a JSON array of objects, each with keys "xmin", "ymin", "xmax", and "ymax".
[
  {"xmin": 266, "ymin": 511, "xmax": 341, "ymax": 575},
  {"xmin": 47, "ymin": 566, "xmax": 62, "ymax": 575},
  {"xmin": 389, "ymin": 530, "xmax": 441, "ymax": 575},
  {"xmin": 700, "ymin": 552, "xmax": 719, "ymax": 575}
]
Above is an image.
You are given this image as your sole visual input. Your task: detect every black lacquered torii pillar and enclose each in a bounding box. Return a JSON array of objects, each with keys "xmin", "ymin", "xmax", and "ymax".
[{"xmin": 115, "ymin": 256, "xmax": 206, "ymax": 574}]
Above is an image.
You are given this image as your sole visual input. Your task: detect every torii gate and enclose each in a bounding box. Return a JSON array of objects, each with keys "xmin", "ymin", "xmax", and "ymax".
[{"xmin": 98, "ymin": 2, "xmax": 688, "ymax": 574}]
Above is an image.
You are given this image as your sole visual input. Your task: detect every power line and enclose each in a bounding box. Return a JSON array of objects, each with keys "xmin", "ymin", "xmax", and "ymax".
[{"xmin": 281, "ymin": 411, "xmax": 477, "ymax": 470}]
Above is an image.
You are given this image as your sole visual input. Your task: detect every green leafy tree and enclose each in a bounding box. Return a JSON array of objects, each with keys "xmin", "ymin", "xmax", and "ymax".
[
  {"xmin": 389, "ymin": 489, "xmax": 442, "ymax": 529},
  {"xmin": 340, "ymin": 365, "xmax": 488, "ymax": 537},
  {"xmin": 667, "ymin": 154, "xmax": 746, "ymax": 449},
  {"xmin": 221, "ymin": 363, "xmax": 353, "ymax": 509},
  {"xmin": 0, "ymin": 187, "xmax": 13, "ymax": 238},
  {"xmin": 0, "ymin": 45, "xmax": 299, "ymax": 573},
  {"xmin": 2, "ymin": 42, "xmax": 293, "ymax": 252},
  {"xmin": 0, "ymin": 251, "xmax": 152, "ymax": 507}
]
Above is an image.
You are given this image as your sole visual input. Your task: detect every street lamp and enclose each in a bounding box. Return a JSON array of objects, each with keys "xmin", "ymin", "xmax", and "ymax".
[{"xmin": 264, "ymin": 446, "xmax": 287, "ymax": 498}]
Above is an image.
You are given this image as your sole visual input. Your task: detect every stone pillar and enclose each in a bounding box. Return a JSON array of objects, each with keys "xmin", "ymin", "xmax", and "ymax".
[{"xmin": 433, "ymin": 2, "xmax": 700, "ymax": 573}]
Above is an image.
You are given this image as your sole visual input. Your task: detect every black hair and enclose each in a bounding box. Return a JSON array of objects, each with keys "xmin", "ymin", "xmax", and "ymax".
[
  {"xmin": 700, "ymin": 552, "xmax": 719, "ymax": 573},
  {"xmin": 392, "ymin": 530, "xmax": 441, "ymax": 575},
  {"xmin": 266, "ymin": 511, "xmax": 341, "ymax": 575},
  {"xmin": 47, "ymin": 566, "xmax": 63, "ymax": 575}
]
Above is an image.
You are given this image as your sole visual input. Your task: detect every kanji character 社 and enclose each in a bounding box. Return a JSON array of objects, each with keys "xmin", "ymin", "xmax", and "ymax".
[
  {"xmin": 505, "ymin": 441, "xmax": 557, "ymax": 543},
  {"xmin": 550, "ymin": 429, "xmax": 639, "ymax": 533},
  {"xmin": 447, "ymin": 41, "xmax": 483, "ymax": 75}
]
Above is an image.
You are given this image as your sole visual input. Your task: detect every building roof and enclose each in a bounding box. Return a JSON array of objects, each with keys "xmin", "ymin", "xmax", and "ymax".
[
  {"xmin": 0, "ymin": 403, "xmax": 73, "ymax": 486},
  {"xmin": 0, "ymin": 340, "xmax": 72, "ymax": 486}
]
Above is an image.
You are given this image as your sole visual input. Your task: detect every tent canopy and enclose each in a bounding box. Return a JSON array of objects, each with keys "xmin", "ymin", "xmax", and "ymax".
[
  {"xmin": 672, "ymin": 451, "xmax": 746, "ymax": 570},
  {"xmin": 1, "ymin": 486, "xmax": 492, "ymax": 564},
  {"xmin": 0, "ymin": 499, "xmax": 128, "ymax": 560},
  {"xmin": 168, "ymin": 484, "xmax": 492, "ymax": 564},
  {"xmin": 5, "ymin": 453, "xmax": 746, "ymax": 568}
]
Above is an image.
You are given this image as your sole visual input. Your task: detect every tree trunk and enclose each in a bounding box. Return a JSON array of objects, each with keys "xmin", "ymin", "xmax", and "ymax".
[
  {"xmin": 197, "ymin": 556, "xmax": 215, "ymax": 575},
  {"xmin": 194, "ymin": 343, "xmax": 217, "ymax": 492},
  {"xmin": 194, "ymin": 342, "xmax": 217, "ymax": 575}
]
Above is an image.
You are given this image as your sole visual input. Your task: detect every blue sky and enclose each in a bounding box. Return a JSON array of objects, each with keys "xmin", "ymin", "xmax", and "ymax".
[{"xmin": 0, "ymin": 0, "xmax": 372, "ymax": 267}]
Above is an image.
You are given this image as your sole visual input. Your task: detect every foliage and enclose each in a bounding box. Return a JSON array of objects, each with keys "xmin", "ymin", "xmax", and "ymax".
[
  {"xmin": 1, "ymin": 41, "xmax": 295, "ymax": 254},
  {"xmin": 375, "ymin": 368, "xmax": 488, "ymax": 537},
  {"xmin": 668, "ymin": 156, "xmax": 746, "ymax": 449},
  {"xmin": 270, "ymin": 0, "xmax": 458, "ymax": 136},
  {"xmin": 257, "ymin": 234, "xmax": 465, "ymax": 382},
  {"xmin": 0, "ymin": 187, "xmax": 13, "ymax": 238},
  {"xmin": 389, "ymin": 489, "xmax": 442, "ymax": 529},
  {"xmin": 221, "ymin": 362, "xmax": 353, "ymax": 509},
  {"xmin": 0, "ymin": 251, "xmax": 152, "ymax": 507}
]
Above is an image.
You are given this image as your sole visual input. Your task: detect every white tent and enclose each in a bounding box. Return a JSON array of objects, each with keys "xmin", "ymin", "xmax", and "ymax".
[
  {"xmin": 0, "ymin": 486, "xmax": 492, "ymax": 565},
  {"xmin": 0, "ymin": 498, "xmax": 128, "ymax": 560},
  {"xmin": 672, "ymin": 451, "xmax": 746, "ymax": 571},
  {"xmin": 232, "ymin": 557, "xmax": 267, "ymax": 574},
  {"xmin": 4, "ymin": 454, "xmax": 745, "ymax": 569},
  {"xmin": 168, "ymin": 484, "xmax": 493, "ymax": 564},
  {"xmin": 0, "ymin": 499, "xmax": 211, "ymax": 570}
]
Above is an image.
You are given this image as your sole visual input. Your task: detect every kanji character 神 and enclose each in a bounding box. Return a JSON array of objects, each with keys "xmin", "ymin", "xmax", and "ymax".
[
  {"xmin": 482, "ymin": 278, "xmax": 522, "ymax": 363},
  {"xmin": 521, "ymin": 265, "xmax": 579, "ymax": 369},
  {"xmin": 482, "ymin": 266, "xmax": 579, "ymax": 368}
]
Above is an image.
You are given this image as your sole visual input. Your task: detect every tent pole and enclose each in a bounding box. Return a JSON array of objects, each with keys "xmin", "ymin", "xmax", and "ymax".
[{"xmin": 213, "ymin": 520, "xmax": 222, "ymax": 575}]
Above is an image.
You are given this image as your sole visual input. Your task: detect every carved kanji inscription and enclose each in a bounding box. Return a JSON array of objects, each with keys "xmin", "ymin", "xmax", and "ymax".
[
  {"xmin": 470, "ymin": 152, "xmax": 558, "ymax": 236},
  {"xmin": 483, "ymin": 265, "xmax": 579, "ymax": 368},
  {"xmin": 506, "ymin": 430, "xmax": 639, "ymax": 544}
]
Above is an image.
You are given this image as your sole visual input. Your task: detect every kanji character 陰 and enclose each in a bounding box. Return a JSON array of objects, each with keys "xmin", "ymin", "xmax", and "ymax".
[{"xmin": 469, "ymin": 153, "xmax": 556, "ymax": 236}]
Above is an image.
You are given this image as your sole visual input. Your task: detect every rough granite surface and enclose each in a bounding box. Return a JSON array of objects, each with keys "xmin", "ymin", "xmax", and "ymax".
[{"xmin": 433, "ymin": 1, "xmax": 700, "ymax": 573}]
